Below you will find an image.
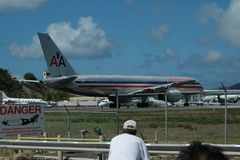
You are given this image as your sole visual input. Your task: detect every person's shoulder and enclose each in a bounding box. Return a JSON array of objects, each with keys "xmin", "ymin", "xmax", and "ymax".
[
  {"xmin": 110, "ymin": 133, "xmax": 124, "ymax": 141},
  {"xmin": 135, "ymin": 136, "xmax": 145, "ymax": 142},
  {"xmin": 111, "ymin": 133, "xmax": 144, "ymax": 141},
  {"xmin": 124, "ymin": 133, "xmax": 144, "ymax": 142}
]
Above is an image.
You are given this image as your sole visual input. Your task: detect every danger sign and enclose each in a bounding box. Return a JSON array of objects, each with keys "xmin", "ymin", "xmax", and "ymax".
[{"xmin": 0, "ymin": 104, "xmax": 44, "ymax": 138}]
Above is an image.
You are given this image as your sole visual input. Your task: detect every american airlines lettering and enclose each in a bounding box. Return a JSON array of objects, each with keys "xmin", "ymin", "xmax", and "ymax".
[
  {"xmin": 50, "ymin": 51, "xmax": 65, "ymax": 67},
  {"xmin": 0, "ymin": 105, "xmax": 41, "ymax": 115}
]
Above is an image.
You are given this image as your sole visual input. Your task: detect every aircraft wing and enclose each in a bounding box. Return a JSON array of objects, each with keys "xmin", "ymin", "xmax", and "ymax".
[
  {"xmin": 18, "ymin": 76, "xmax": 77, "ymax": 85},
  {"xmin": 129, "ymin": 79, "xmax": 198, "ymax": 95},
  {"xmin": 129, "ymin": 83, "xmax": 175, "ymax": 95},
  {"xmin": 54, "ymin": 76, "xmax": 77, "ymax": 85},
  {"xmin": 18, "ymin": 79, "xmax": 40, "ymax": 83}
]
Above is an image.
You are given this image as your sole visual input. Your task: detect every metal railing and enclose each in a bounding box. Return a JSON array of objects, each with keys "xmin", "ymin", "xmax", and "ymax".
[
  {"xmin": 1, "ymin": 140, "xmax": 240, "ymax": 159},
  {"xmin": 17, "ymin": 134, "xmax": 103, "ymax": 142},
  {"xmin": 15, "ymin": 134, "xmax": 104, "ymax": 160}
]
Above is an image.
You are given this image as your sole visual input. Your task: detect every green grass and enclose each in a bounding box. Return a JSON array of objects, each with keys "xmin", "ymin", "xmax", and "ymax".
[{"xmin": 44, "ymin": 108, "xmax": 240, "ymax": 143}]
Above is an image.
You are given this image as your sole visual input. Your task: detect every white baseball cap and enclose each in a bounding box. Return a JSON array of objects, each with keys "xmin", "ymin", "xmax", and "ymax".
[{"xmin": 123, "ymin": 120, "xmax": 137, "ymax": 130}]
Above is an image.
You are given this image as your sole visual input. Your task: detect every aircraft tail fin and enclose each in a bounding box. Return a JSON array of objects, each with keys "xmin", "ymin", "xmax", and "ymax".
[
  {"xmin": 38, "ymin": 33, "xmax": 77, "ymax": 77},
  {"xmin": 217, "ymin": 95, "xmax": 224, "ymax": 104},
  {"xmin": 0, "ymin": 91, "xmax": 8, "ymax": 101}
]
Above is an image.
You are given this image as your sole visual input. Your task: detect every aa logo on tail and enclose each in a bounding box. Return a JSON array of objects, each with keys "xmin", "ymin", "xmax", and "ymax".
[{"xmin": 50, "ymin": 51, "xmax": 66, "ymax": 67}]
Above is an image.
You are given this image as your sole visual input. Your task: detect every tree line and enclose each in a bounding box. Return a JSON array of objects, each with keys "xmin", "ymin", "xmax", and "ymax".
[{"xmin": 0, "ymin": 68, "xmax": 71, "ymax": 101}]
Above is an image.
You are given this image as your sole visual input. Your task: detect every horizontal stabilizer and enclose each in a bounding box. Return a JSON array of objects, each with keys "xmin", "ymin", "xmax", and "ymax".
[
  {"xmin": 18, "ymin": 79, "xmax": 40, "ymax": 83},
  {"xmin": 55, "ymin": 76, "xmax": 77, "ymax": 85}
]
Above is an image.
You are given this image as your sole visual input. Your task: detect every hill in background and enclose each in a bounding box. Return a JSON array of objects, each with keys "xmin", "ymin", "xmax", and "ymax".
[
  {"xmin": 228, "ymin": 83, "xmax": 240, "ymax": 90},
  {"xmin": 0, "ymin": 68, "xmax": 71, "ymax": 101}
]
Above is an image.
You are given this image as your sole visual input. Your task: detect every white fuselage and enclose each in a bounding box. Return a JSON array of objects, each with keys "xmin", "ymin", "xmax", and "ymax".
[
  {"xmin": 43, "ymin": 75, "xmax": 203, "ymax": 97},
  {"xmin": 2, "ymin": 97, "xmax": 47, "ymax": 105}
]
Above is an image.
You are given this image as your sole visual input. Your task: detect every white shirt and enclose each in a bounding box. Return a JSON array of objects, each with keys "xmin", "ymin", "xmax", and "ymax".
[{"xmin": 108, "ymin": 133, "xmax": 149, "ymax": 160}]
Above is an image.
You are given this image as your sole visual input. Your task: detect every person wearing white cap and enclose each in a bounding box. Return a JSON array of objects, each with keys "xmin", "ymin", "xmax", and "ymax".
[{"xmin": 108, "ymin": 119, "xmax": 149, "ymax": 160}]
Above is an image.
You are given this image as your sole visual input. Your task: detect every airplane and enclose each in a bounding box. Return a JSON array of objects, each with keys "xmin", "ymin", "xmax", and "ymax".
[
  {"xmin": 21, "ymin": 114, "xmax": 39, "ymax": 125},
  {"xmin": 37, "ymin": 33, "xmax": 204, "ymax": 108},
  {"xmin": 1, "ymin": 114, "xmax": 39, "ymax": 126},
  {"xmin": 97, "ymin": 98, "xmax": 142, "ymax": 108},
  {"xmin": 0, "ymin": 91, "xmax": 48, "ymax": 105},
  {"xmin": 97, "ymin": 98, "xmax": 113, "ymax": 108},
  {"xmin": 202, "ymin": 95, "xmax": 240, "ymax": 105},
  {"xmin": 217, "ymin": 95, "xmax": 240, "ymax": 105}
]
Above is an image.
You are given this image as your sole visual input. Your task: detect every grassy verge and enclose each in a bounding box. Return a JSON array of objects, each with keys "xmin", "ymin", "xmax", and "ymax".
[{"xmin": 44, "ymin": 108, "xmax": 240, "ymax": 144}]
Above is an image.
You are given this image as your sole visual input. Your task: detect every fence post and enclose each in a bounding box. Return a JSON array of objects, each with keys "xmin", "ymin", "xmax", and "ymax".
[
  {"xmin": 97, "ymin": 135, "xmax": 105, "ymax": 160},
  {"xmin": 99, "ymin": 135, "xmax": 105, "ymax": 142},
  {"xmin": 43, "ymin": 132, "xmax": 48, "ymax": 141},
  {"xmin": 155, "ymin": 131, "xmax": 158, "ymax": 144},
  {"xmin": 57, "ymin": 134, "xmax": 63, "ymax": 160},
  {"xmin": 17, "ymin": 134, "xmax": 22, "ymax": 154},
  {"xmin": 42, "ymin": 132, "xmax": 48, "ymax": 154}
]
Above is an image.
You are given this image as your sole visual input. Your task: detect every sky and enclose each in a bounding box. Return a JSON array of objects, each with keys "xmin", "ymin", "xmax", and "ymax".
[{"xmin": 1, "ymin": 0, "xmax": 240, "ymax": 89}]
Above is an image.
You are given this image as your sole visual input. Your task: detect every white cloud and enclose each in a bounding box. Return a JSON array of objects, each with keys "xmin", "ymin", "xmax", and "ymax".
[
  {"xmin": 9, "ymin": 16, "xmax": 113, "ymax": 59},
  {"xmin": 0, "ymin": 0, "xmax": 47, "ymax": 12},
  {"xmin": 9, "ymin": 35, "xmax": 41, "ymax": 58},
  {"xmin": 198, "ymin": 1, "xmax": 240, "ymax": 51},
  {"xmin": 149, "ymin": 24, "xmax": 170, "ymax": 43},
  {"xmin": 164, "ymin": 48, "xmax": 176, "ymax": 59},
  {"xmin": 140, "ymin": 48, "xmax": 177, "ymax": 69},
  {"xmin": 178, "ymin": 50, "xmax": 227, "ymax": 69},
  {"xmin": 198, "ymin": 2, "xmax": 223, "ymax": 25},
  {"xmin": 218, "ymin": 0, "xmax": 240, "ymax": 50},
  {"xmin": 204, "ymin": 50, "xmax": 222, "ymax": 63},
  {"xmin": 178, "ymin": 49, "xmax": 240, "ymax": 87}
]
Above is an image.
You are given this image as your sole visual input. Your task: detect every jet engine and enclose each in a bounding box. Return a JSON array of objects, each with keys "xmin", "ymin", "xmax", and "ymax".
[{"xmin": 158, "ymin": 89, "xmax": 183, "ymax": 103}]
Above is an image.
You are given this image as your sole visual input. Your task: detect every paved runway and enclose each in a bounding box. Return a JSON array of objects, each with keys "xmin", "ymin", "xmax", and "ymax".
[{"xmin": 46, "ymin": 104, "xmax": 240, "ymax": 113}]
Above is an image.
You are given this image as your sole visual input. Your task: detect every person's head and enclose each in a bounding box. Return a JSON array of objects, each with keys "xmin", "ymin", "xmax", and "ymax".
[
  {"xmin": 122, "ymin": 119, "xmax": 137, "ymax": 135},
  {"xmin": 178, "ymin": 141, "xmax": 228, "ymax": 160}
]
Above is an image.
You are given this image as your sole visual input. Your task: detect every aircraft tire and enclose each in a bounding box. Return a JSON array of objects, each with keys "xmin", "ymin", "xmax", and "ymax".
[
  {"xmin": 109, "ymin": 102, "xmax": 121, "ymax": 108},
  {"xmin": 137, "ymin": 102, "xmax": 149, "ymax": 108},
  {"xmin": 109, "ymin": 103, "xmax": 115, "ymax": 108}
]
